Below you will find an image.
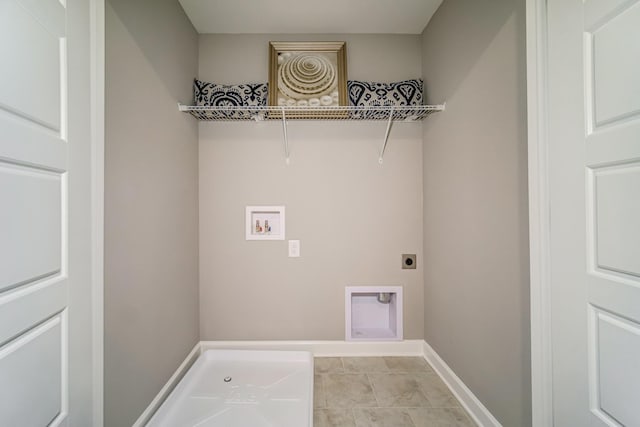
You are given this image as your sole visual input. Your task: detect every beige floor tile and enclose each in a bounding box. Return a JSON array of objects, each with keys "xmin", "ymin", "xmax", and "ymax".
[
  {"xmin": 314, "ymin": 408, "xmax": 357, "ymax": 427},
  {"xmin": 353, "ymin": 407, "xmax": 416, "ymax": 427},
  {"xmin": 342, "ymin": 357, "xmax": 390, "ymax": 373},
  {"xmin": 323, "ymin": 373, "xmax": 378, "ymax": 408},
  {"xmin": 407, "ymin": 407, "xmax": 476, "ymax": 426},
  {"xmin": 415, "ymin": 373, "xmax": 460, "ymax": 408},
  {"xmin": 313, "ymin": 357, "xmax": 474, "ymax": 426},
  {"xmin": 315, "ymin": 357, "xmax": 345, "ymax": 374},
  {"xmin": 368, "ymin": 373, "xmax": 431, "ymax": 407},
  {"xmin": 314, "ymin": 374, "xmax": 326, "ymax": 409},
  {"xmin": 383, "ymin": 357, "xmax": 433, "ymax": 373}
]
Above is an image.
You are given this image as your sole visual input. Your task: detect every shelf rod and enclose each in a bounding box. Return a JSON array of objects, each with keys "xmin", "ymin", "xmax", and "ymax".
[
  {"xmin": 379, "ymin": 107, "xmax": 395, "ymax": 164},
  {"xmin": 281, "ymin": 107, "xmax": 290, "ymax": 165}
]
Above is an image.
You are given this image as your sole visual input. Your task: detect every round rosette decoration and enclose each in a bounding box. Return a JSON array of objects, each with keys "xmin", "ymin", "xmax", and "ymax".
[{"xmin": 277, "ymin": 53, "xmax": 339, "ymax": 107}]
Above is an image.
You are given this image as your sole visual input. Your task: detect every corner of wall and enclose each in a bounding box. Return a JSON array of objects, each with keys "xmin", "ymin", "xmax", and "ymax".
[
  {"xmin": 104, "ymin": 1, "xmax": 200, "ymax": 425},
  {"xmin": 419, "ymin": 0, "xmax": 531, "ymax": 425}
]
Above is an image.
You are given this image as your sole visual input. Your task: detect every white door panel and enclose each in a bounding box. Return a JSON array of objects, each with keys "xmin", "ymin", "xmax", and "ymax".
[
  {"xmin": 586, "ymin": 122, "xmax": 640, "ymax": 164},
  {"xmin": 584, "ymin": 6, "xmax": 640, "ymax": 424},
  {"xmin": 549, "ymin": 0, "xmax": 640, "ymax": 425},
  {"xmin": 0, "ymin": 0, "xmax": 81, "ymax": 425},
  {"xmin": 592, "ymin": 308, "xmax": 640, "ymax": 427},
  {"xmin": 592, "ymin": 164, "xmax": 640, "ymax": 277},
  {"xmin": 590, "ymin": 2, "xmax": 640, "ymax": 126},
  {"xmin": 0, "ymin": 162, "xmax": 63, "ymax": 291},
  {"xmin": 584, "ymin": 0, "xmax": 638, "ymax": 29},
  {"xmin": 0, "ymin": 112, "xmax": 68, "ymax": 169},
  {"xmin": 14, "ymin": 0, "xmax": 66, "ymax": 30},
  {"xmin": 0, "ymin": 0, "xmax": 65, "ymax": 130},
  {"xmin": 0, "ymin": 315, "xmax": 65, "ymax": 427},
  {"xmin": 0, "ymin": 279, "xmax": 65, "ymax": 345}
]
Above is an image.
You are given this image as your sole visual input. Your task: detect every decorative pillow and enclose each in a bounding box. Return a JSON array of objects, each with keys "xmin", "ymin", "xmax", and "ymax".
[
  {"xmin": 347, "ymin": 79, "xmax": 423, "ymax": 107},
  {"xmin": 194, "ymin": 79, "xmax": 268, "ymax": 107},
  {"xmin": 346, "ymin": 79, "xmax": 424, "ymax": 119}
]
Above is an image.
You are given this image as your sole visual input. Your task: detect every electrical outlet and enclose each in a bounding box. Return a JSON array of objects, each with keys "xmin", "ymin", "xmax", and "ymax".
[
  {"xmin": 288, "ymin": 240, "xmax": 300, "ymax": 257},
  {"xmin": 402, "ymin": 254, "xmax": 416, "ymax": 269}
]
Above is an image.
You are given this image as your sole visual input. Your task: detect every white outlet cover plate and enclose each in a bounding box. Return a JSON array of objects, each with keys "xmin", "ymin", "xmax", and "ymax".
[{"xmin": 288, "ymin": 240, "xmax": 300, "ymax": 257}]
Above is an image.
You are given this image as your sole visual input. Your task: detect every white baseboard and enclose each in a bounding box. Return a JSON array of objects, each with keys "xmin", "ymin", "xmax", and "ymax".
[
  {"xmin": 200, "ymin": 339, "xmax": 425, "ymax": 356},
  {"xmin": 422, "ymin": 341, "xmax": 502, "ymax": 427},
  {"xmin": 131, "ymin": 342, "xmax": 201, "ymax": 427}
]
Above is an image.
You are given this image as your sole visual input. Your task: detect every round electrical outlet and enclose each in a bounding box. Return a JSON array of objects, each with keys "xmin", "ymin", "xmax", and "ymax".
[{"xmin": 402, "ymin": 254, "xmax": 416, "ymax": 269}]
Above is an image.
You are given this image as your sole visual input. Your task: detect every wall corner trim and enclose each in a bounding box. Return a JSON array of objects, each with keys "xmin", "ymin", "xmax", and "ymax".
[
  {"xmin": 422, "ymin": 341, "xmax": 503, "ymax": 427},
  {"xmin": 131, "ymin": 342, "xmax": 202, "ymax": 427},
  {"xmin": 526, "ymin": 0, "xmax": 554, "ymax": 425}
]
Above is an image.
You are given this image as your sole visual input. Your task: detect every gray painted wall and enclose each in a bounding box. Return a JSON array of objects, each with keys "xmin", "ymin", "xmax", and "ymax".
[
  {"xmin": 104, "ymin": 0, "xmax": 199, "ymax": 425},
  {"xmin": 421, "ymin": 0, "xmax": 531, "ymax": 426},
  {"xmin": 198, "ymin": 34, "xmax": 425, "ymax": 340}
]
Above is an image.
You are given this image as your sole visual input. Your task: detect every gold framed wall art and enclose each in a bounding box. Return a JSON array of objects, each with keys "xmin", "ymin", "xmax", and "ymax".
[{"xmin": 268, "ymin": 41, "xmax": 348, "ymax": 109}]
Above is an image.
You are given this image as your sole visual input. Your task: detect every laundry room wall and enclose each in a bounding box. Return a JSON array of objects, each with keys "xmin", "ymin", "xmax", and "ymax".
[
  {"xmin": 421, "ymin": 0, "xmax": 531, "ymax": 425},
  {"xmin": 198, "ymin": 34, "xmax": 426, "ymax": 341},
  {"xmin": 105, "ymin": 0, "xmax": 200, "ymax": 425}
]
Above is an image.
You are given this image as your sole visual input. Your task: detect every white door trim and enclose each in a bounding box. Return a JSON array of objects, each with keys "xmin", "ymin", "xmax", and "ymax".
[
  {"xmin": 90, "ymin": 0, "xmax": 105, "ymax": 425},
  {"xmin": 526, "ymin": 0, "xmax": 553, "ymax": 425}
]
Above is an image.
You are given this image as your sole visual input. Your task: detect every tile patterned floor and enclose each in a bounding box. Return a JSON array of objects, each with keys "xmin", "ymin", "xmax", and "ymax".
[{"xmin": 314, "ymin": 357, "xmax": 476, "ymax": 427}]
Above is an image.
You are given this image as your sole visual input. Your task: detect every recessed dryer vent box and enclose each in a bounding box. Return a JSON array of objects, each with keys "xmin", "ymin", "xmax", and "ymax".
[{"xmin": 345, "ymin": 286, "xmax": 403, "ymax": 341}]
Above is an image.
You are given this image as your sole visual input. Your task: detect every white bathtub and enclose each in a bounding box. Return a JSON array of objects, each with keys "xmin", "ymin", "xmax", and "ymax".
[{"xmin": 147, "ymin": 349, "xmax": 314, "ymax": 427}]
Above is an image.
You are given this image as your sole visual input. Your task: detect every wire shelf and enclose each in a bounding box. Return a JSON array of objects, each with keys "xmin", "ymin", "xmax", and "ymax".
[
  {"xmin": 178, "ymin": 104, "xmax": 445, "ymax": 122},
  {"xmin": 178, "ymin": 103, "xmax": 446, "ymax": 164}
]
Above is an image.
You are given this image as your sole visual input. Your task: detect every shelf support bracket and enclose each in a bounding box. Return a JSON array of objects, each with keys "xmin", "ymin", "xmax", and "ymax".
[
  {"xmin": 281, "ymin": 107, "xmax": 290, "ymax": 165},
  {"xmin": 379, "ymin": 107, "xmax": 395, "ymax": 164}
]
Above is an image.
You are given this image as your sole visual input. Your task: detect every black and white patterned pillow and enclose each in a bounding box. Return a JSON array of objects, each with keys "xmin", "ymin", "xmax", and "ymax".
[
  {"xmin": 347, "ymin": 79, "xmax": 424, "ymax": 119},
  {"xmin": 194, "ymin": 79, "xmax": 268, "ymax": 107},
  {"xmin": 347, "ymin": 79, "xmax": 423, "ymax": 106}
]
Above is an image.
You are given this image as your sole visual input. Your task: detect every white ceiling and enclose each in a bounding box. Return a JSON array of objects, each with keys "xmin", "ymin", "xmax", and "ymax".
[{"xmin": 178, "ymin": 0, "xmax": 443, "ymax": 34}]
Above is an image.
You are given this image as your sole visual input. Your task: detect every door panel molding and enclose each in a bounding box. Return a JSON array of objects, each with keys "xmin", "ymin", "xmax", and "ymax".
[
  {"xmin": 587, "ymin": 162, "xmax": 640, "ymax": 283},
  {"xmin": 0, "ymin": 279, "xmax": 66, "ymax": 347},
  {"xmin": 0, "ymin": 312, "xmax": 67, "ymax": 427},
  {"xmin": 0, "ymin": 112, "xmax": 67, "ymax": 171},
  {"xmin": 0, "ymin": 161, "xmax": 64, "ymax": 293},
  {"xmin": 588, "ymin": 305, "xmax": 640, "ymax": 426},
  {"xmin": 585, "ymin": 2, "xmax": 640, "ymax": 130},
  {"xmin": 0, "ymin": 0, "xmax": 65, "ymax": 131}
]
